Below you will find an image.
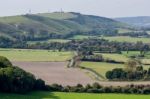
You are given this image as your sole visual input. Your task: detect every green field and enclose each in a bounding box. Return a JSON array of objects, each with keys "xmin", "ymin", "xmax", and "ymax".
[
  {"xmin": 38, "ymin": 12, "xmax": 77, "ymax": 19},
  {"xmin": 27, "ymin": 39, "xmax": 71, "ymax": 44},
  {"xmin": 0, "ymin": 48, "xmax": 73, "ymax": 62},
  {"xmin": 95, "ymin": 51, "xmax": 150, "ymax": 64},
  {"xmin": 0, "ymin": 92, "xmax": 150, "ymax": 99},
  {"xmin": 101, "ymin": 36, "xmax": 150, "ymax": 43},
  {"xmin": 70, "ymin": 35, "xmax": 98, "ymax": 40},
  {"xmin": 80, "ymin": 61, "xmax": 150, "ymax": 80},
  {"xmin": 80, "ymin": 62, "xmax": 123, "ymax": 79},
  {"xmin": 118, "ymin": 28, "xmax": 134, "ymax": 34}
]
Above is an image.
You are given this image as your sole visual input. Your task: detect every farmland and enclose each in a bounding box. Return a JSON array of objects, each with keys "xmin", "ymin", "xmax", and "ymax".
[
  {"xmin": 0, "ymin": 48, "xmax": 73, "ymax": 62},
  {"xmin": 95, "ymin": 51, "xmax": 150, "ymax": 64},
  {"xmin": 80, "ymin": 62, "xmax": 150, "ymax": 80},
  {"xmin": 13, "ymin": 61, "xmax": 94, "ymax": 86},
  {"xmin": 0, "ymin": 92, "xmax": 150, "ymax": 99},
  {"xmin": 27, "ymin": 39, "xmax": 70, "ymax": 45},
  {"xmin": 101, "ymin": 36, "xmax": 150, "ymax": 43}
]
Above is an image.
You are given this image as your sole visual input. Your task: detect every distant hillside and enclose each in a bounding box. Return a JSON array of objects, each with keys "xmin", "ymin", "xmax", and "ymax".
[
  {"xmin": 115, "ymin": 16, "xmax": 150, "ymax": 28},
  {"xmin": 0, "ymin": 12, "xmax": 128, "ymax": 42}
]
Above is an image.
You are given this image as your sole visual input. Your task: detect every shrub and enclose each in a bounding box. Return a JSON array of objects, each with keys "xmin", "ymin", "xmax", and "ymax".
[{"xmin": 0, "ymin": 56, "xmax": 12, "ymax": 68}]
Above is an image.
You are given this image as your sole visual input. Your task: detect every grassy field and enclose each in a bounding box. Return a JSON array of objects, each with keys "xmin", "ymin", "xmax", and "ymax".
[
  {"xmin": 0, "ymin": 48, "xmax": 73, "ymax": 62},
  {"xmin": 70, "ymin": 35, "xmax": 98, "ymax": 40},
  {"xmin": 27, "ymin": 39, "xmax": 70, "ymax": 44},
  {"xmin": 101, "ymin": 36, "xmax": 150, "ymax": 43},
  {"xmin": 80, "ymin": 61, "xmax": 150, "ymax": 80},
  {"xmin": 0, "ymin": 92, "xmax": 150, "ymax": 99},
  {"xmin": 80, "ymin": 62, "xmax": 123, "ymax": 79},
  {"xmin": 95, "ymin": 51, "xmax": 150, "ymax": 64},
  {"xmin": 118, "ymin": 28, "xmax": 134, "ymax": 34},
  {"xmin": 100, "ymin": 53, "xmax": 128, "ymax": 62}
]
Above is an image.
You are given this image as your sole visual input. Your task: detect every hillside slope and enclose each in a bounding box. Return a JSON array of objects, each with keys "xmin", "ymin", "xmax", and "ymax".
[
  {"xmin": 0, "ymin": 12, "xmax": 127, "ymax": 42},
  {"xmin": 115, "ymin": 16, "xmax": 150, "ymax": 28}
]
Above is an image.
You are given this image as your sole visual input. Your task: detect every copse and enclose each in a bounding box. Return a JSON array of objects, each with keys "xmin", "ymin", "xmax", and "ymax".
[{"xmin": 0, "ymin": 56, "xmax": 46, "ymax": 94}]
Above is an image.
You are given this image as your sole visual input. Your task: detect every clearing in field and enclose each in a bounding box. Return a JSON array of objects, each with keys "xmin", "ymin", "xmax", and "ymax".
[
  {"xmin": 0, "ymin": 92, "xmax": 150, "ymax": 99},
  {"xmin": 0, "ymin": 48, "xmax": 73, "ymax": 62}
]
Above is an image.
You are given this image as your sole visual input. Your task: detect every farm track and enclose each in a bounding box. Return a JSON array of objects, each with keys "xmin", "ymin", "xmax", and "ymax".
[{"xmin": 12, "ymin": 61, "xmax": 150, "ymax": 86}]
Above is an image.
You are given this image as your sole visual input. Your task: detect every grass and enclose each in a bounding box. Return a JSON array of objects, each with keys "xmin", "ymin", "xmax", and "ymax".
[
  {"xmin": 101, "ymin": 36, "xmax": 150, "ymax": 43},
  {"xmin": 0, "ymin": 91, "xmax": 150, "ymax": 99},
  {"xmin": 70, "ymin": 35, "xmax": 98, "ymax": 40},
  {"xmin": 80, "ymin": 62, "xmax": 123, "ymax": 79},
  {"xmin": 80, "ymin": 61, "xmax": 150, "ymax": 80},
  {"xmin": 95, "ymin": 52, "xmax": 150, "ymax": 64},
  {"xmin": 100, "ymin": 53, "xmax": 128, "ymax": 62},
  {"xmin": 118, "ymin": 28, "xmax": 134, "ymax": 34},
  {"xmin": 27, "ymin": 39, "xmax": 70, "ymax": 45},
  {"xmin": 0, "ymin": 48, "xmax": 73, "ymax": 62},
  {"xmin": 38, "ymin": 12, "xmax": 77, "ymax": 19}
]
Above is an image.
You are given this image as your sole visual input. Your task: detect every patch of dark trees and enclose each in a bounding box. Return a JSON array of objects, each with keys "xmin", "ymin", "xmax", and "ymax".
[
  {"xmin": 81, "ymin": 52, "xmax": 124, "ymax": 64},
  {"xmin": 0, "ymin": 56, "xmax": 46, "ymax": 94},
  {"xmin": 46, "ymin": 83, "xmax": 150, "ymax": 94},
  {"xmin": 106, "ymin": 66, "xmax": 150, "ymax": 81},
  {"xmin": 118, "ymin": 31, "xmax": 150, "ymax": 37},
  {"xmin": 1, "ymin": 36, "xmax": 150, "ymax": 54}
]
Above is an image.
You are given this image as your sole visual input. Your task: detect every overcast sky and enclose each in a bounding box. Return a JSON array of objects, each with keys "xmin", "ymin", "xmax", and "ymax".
[{"xmin": 0, "ymin": 0, "xmax": 149, "ymax": 18}]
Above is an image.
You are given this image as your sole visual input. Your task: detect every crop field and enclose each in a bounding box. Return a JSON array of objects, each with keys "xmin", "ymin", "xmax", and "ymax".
[
  {"xmin": 0, "ymin": 92, "xmax": 150, "ymax": 99},
  {"xmin": 101, "ymin": 36, "xmax": 150, "ymax": 43},
  {"xmin": 0, "ymin": 48, "xmax": 73, "ymax": 62},
  {"xmin": 13, "ymin": 61, "xmax": 94, "ymax": 86}
]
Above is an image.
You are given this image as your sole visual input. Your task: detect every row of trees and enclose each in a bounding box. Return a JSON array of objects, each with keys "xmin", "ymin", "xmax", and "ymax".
[
  {"xmin": 46, "ymin": 83, "xmax": 150, "ymax": 94},
  {"xmin": 26, "ymin": 39, "xmax": 150, "ymax": 52}
]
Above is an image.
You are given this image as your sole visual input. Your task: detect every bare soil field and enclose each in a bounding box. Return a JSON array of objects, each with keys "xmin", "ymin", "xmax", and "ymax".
[
  {"xmin": 12, "ymin": 61, "xmax": 95, "ymax": 86},
  {"xmin": 12, "ymin": 61, "xmax": 150, "ymax": 86}
]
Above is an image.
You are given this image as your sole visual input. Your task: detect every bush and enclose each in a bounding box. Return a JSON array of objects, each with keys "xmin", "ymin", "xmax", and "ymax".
[{"xmin": 0, "ymin": 56, "xmax": 12, "ymax": 68}]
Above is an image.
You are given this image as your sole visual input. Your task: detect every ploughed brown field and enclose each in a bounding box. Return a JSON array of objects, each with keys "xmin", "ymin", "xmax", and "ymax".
[
  {"xmin": 12, "ymin": 61, "xmax": 150, "ymax": 86},
  {"xmin": 12, "ymin": 61, "xmax": 95, "ymax": 86}
]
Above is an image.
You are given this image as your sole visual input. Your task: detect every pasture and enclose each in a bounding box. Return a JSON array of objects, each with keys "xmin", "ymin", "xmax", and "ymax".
[
  {"xmin": 101, "ymin": 36, "xmax": 150, "ymax": 43},
  {"xmin": 80, "ymin": 61, "xmax": 150, "ymax": 80},
  {"xmin": 95, "ymin": 51, "xmax": 150, "ymax": 64},
  {"xmin": 0, "ymin": 48, "xmax": 73, "ymax": 62},
  {"xmin": 27, "ymin": 39, "xmax": 70, "ymax": 45},
  {"xmin": 70, "ymin": 35, "xmax": 98, "ymax": 40},
  {"xmin": 0, "ymin": 92, "xmax": 150, "ymax": 99}
]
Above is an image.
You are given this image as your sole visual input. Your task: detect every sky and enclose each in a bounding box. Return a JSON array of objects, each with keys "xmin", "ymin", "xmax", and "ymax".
[{"xmin": 0, "ymin": 0, "xmax": 149, "ymax": 18}]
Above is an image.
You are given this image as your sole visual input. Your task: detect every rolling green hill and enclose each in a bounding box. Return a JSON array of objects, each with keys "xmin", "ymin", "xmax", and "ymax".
[
  {"xmin": 0, "ymin": 12, "xmax": 128, "ymax": 43},
  {"xmin": 115, "ymin": 16, "xmax": 150, "ymax": 28}
]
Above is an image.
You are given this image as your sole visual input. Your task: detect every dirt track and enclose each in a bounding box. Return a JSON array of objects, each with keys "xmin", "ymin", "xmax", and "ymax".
[{"xmin": 13, "ymin": 61, "xmax": 150, "ymax": 86}]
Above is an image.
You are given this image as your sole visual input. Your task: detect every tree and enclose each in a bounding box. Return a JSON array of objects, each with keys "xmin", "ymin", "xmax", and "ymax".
[{"xmin": 125, "ymin": 59, "xmax": 141, "ymax": 72}]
